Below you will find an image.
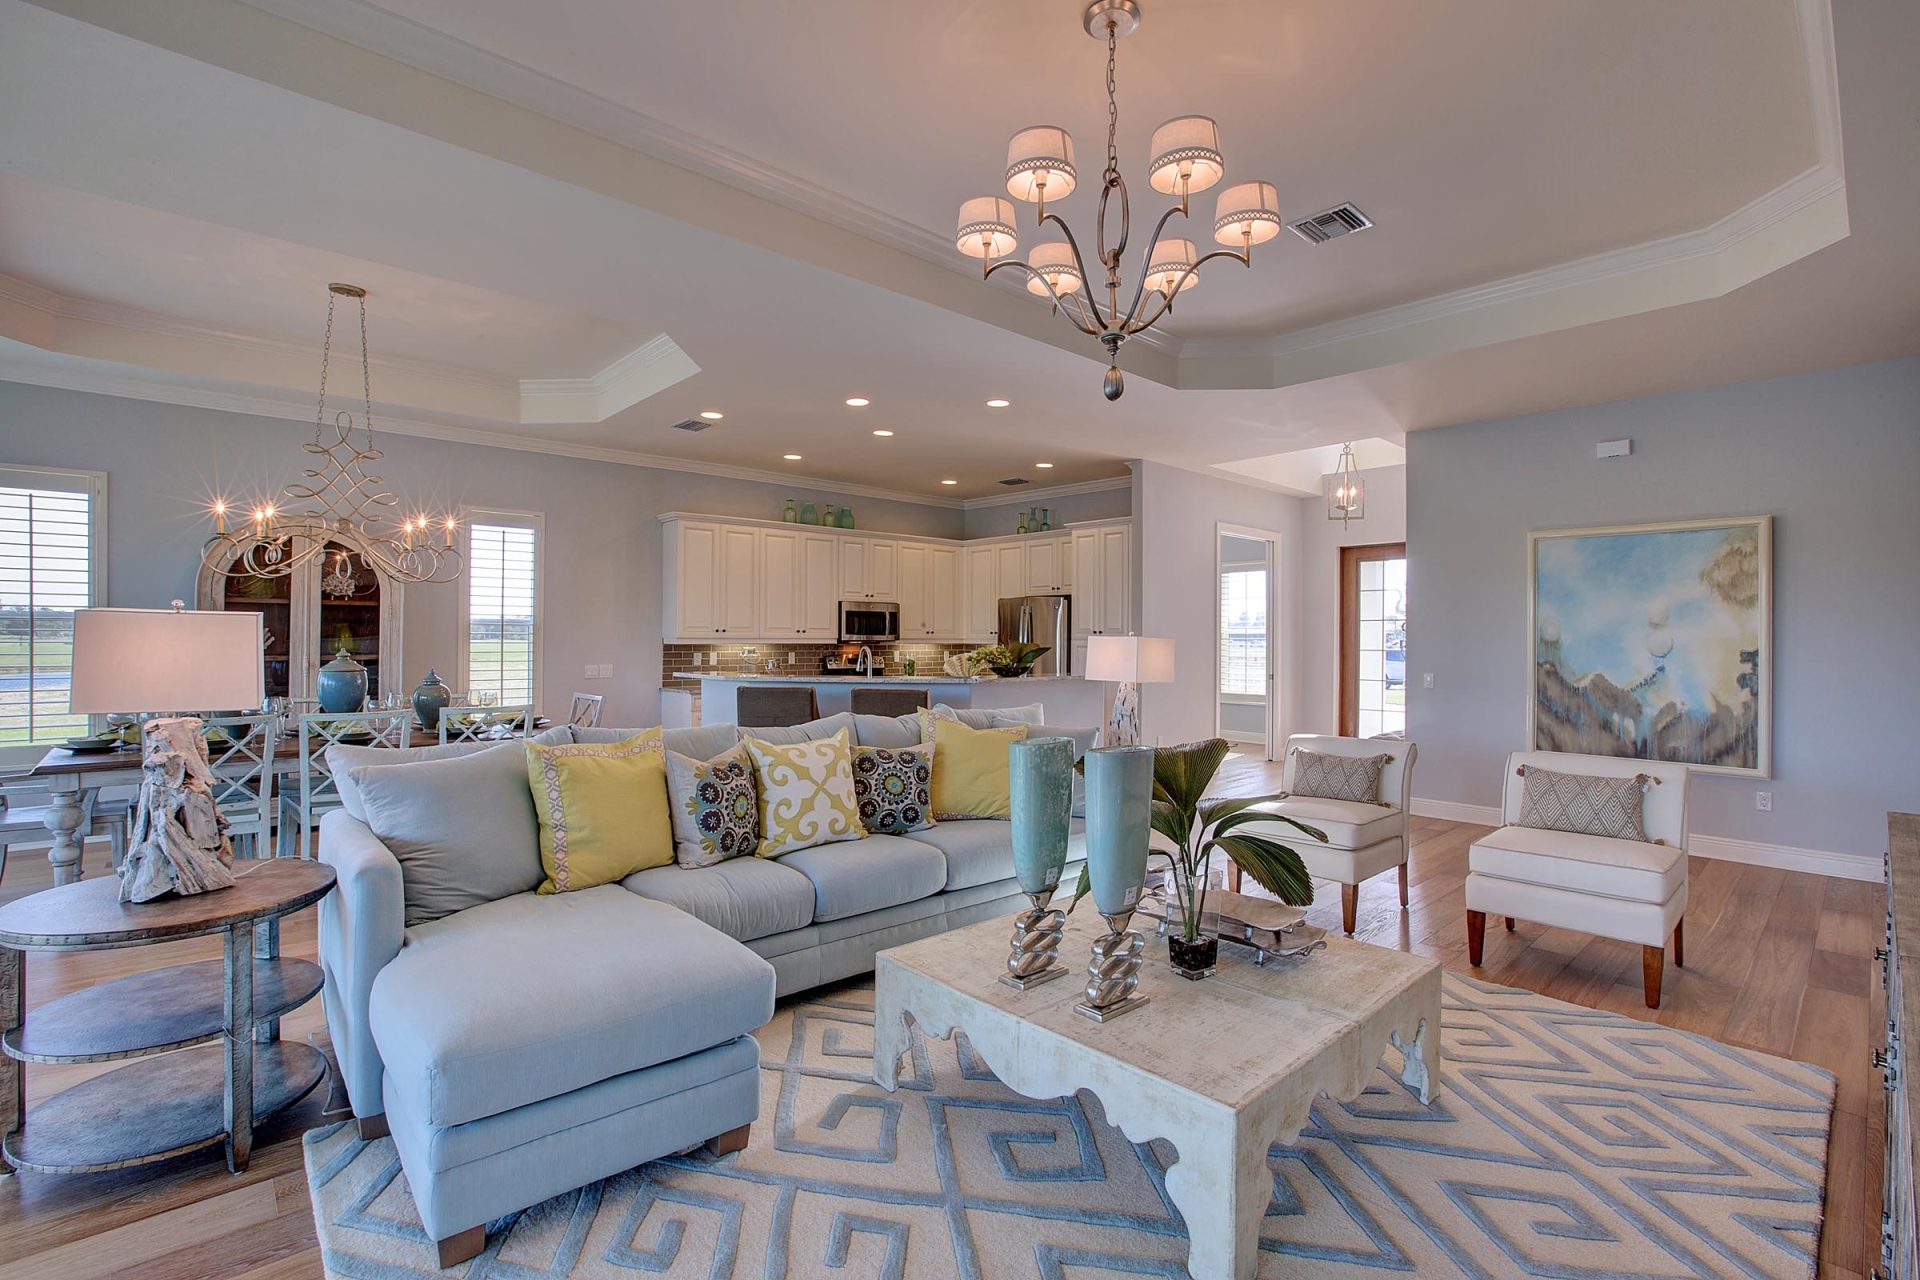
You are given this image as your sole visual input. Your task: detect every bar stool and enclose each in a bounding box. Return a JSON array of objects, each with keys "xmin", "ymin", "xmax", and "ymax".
[
  {"xmin": 850, "ymin": 686, "xmax": 928, "ymax": 718},
  {"xmin": 736, "ymin": 686, "xmax": 820, "ymax": 728}
]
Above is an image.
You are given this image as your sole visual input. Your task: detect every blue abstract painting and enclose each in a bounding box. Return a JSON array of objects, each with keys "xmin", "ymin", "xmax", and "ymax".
[{"xmin": 1530, "ymin": 517, "xmax": 1770, "ymax": 776}]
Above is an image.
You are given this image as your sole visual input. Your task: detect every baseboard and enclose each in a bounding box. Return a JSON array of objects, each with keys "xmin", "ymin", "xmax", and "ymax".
[
  {"xmin": 1411, "ymin": 797, "xmax": 1503, "ymax": 825},
  {"xmin": 1410, "ymin": 797, "xmax": 1884, "ymax": 883}
]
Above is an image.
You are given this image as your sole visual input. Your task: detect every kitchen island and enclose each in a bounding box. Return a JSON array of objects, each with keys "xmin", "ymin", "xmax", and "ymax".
[{"xmin": 673, "ymin": 672, "xmax": 1109, "ymax": 730}]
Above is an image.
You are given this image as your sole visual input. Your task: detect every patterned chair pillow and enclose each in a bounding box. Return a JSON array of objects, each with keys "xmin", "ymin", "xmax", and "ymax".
[
  {"xmin": 1516, "ymin": 765, "xmax": 1649, "ymax": 841},
  {"xmin": 852, "ymin": 744, "xmax": 935, "ymax": 836},
  {"xmin": 1289, "ymin": 748, "xmax": 1393, "ymax": 805},
  {"xmin": 665, "ymin": 742, "xmax": 759, "ymax": 868},
  {"xmin": 743, "ymin": 728, "xmax": 865, "ymax": 858}
]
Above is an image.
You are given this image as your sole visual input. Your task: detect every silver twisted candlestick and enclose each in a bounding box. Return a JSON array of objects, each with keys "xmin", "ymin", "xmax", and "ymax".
[
  {"xmin": 1000, "ymin": 890, "xmax": 1068, "ymax": 991},
  {"xmin": 1075, "ymin": 910, "xmax": 1151, "ymax": 1023}
]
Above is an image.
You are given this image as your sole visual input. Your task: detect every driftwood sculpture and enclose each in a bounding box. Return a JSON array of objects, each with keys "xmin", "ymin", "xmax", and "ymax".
[{"xmin": 120, "ymin": 717, "xmax": 237, "ymax": 903}]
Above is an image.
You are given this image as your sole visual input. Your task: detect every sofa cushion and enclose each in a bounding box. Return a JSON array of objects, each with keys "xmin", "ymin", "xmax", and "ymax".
[
  {"xmin": 744, "ymin": 729, "xmax": 865, "ymax": 858},
  {"xmin": 1469, "ymin": 824, "xmax": 1685, "ymax": 903},
  {"xmin": 928, "ymin": 718, "xmax": 1027, "ymax": 820},
  {"xmin": 741, "ymin": 712, "xmax": 858, "ymax": 747},
  {"xmin": 853, "ymin": 713, "xmax": 921, "ymax": 749},
  {"xmin": 368, "ymin": 885, "xmax": 774, "ymax": 1129},
  {"xmin": 665, "ymin": 723, "xmax": 744, "ymax": 761},
  {"xmin": 852, "ymin": 744, "xmax": 934, "ymax": 835},
  {"xmin": 779, "ymin": 835, "xmax": 948, "ymax": 922},
  {"xmin": 621, "ymin": 856, "xmax": 816, "ymax": 941},
  {"xmin": 525, "ymin": 731, "xmax": 674, "ymax": 892},
  {"xmin": 1245, "ymin": 797, "xmax": 1404, "ymax": 850},
  {"xmin": 665, "ymin": 743, "xmax": 759, "ymax": 868},
  {"xmin": 348, "ymin": 742, "xmax": 544, "ymax": 926},
  {"xmin": 329, "ymin": 726, "xmax": 570, "ymax": 821},
  {"xmin": 922, "ymin": 702, "xmax": 1045, "ymax": 733},
  {"xmin": 911, "ymin": 816, "xmax": 1088, "ymax": 891}
]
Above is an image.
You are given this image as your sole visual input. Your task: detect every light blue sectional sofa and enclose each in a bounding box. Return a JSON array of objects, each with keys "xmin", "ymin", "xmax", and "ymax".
[{"xmin": 317, "ymin": 708, "xmax": 1088, "ymax": 1265}]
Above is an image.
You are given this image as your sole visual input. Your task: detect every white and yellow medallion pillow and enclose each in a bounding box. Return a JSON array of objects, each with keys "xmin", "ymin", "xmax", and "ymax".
[{"xmin": 743, "ymin": 728, "xmax": 865, "ymax": 858}]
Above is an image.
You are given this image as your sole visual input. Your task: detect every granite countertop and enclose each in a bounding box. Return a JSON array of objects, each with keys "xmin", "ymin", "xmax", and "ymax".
[{"xmin": 672, "ymin": 672, "xmax": 1082, "ymax": 685}]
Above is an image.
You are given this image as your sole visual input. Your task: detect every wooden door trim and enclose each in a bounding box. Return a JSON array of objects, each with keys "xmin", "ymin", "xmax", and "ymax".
[{"xmin": 1337, "ymin": 542, "xmax": 1406, "ymax": 738}]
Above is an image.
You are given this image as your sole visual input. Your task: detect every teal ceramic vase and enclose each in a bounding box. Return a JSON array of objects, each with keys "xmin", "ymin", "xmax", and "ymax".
[
  {"xmin": 799, "ymin": 502, "xmax": 819, "ymax": 525},
  {"xmin": 837, "ymin": 506, "xmax": 855, "ymax": 529},
  {"xmin": 1009, "ymin": 737, "xmax": 1075, "ymax": 897},
  {"xmin": 316, "ymin": 649, "xmax": 368, "ymax": 714},
  {"xmin": 1083, "ymin": 745, "xmax": 1154, "ymax": 915},
  {"xmin": 410, "ymin": 668, "xmax": 451, "ymax": 731}
]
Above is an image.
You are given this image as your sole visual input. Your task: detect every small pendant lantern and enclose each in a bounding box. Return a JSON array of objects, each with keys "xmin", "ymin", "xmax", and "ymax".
[{"xmin": 1327, "ymin": 442, "xmax": 1365, "ymax": 527}]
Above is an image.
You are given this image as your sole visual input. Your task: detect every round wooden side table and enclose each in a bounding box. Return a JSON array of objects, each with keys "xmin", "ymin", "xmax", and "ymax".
[{"xmin": 0, "ymin": 857, "xmax": 336, "ymax": 1175}]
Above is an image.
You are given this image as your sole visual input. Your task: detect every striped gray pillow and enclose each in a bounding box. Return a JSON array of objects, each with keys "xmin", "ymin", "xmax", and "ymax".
[{"xmin": 1516, "ymin": 766, "xmax": 1648, "ymax": 841}]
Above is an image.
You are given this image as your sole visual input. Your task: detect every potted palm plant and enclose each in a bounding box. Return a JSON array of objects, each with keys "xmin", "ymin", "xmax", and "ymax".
[{"xmin": 1076, "ymin": 738, "xmax": 1322, "ymax": 979}]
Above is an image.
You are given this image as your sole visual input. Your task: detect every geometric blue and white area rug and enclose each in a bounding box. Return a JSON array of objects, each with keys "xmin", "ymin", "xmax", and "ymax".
[{"xmin": 305, "ymin": 973, "xmax": 1835, "ymax": 1278}]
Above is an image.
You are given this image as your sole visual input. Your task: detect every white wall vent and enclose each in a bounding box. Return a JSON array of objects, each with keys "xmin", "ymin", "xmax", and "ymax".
[
  {"xmin": 1288, "ymin": 204, "xmax": 1372, "ymax": 244},
  {"xmin": 667, "ymin": 418, "xmax": 710, "ymax": 432}
]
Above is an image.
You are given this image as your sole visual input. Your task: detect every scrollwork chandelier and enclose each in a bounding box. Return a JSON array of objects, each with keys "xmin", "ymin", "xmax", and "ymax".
[
  {"xmin": 202, "ymin": 283, "xmax": 463, "ymax": 585},
  {"xmin": 955, "ymin": 0, "xmax": 1283, "ymax": 400}
]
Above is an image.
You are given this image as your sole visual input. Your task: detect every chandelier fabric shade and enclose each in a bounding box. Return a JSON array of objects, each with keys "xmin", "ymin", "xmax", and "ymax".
[
  {"xmin": 1026, "ymin": 241, "xmax": 1084, "ymax": 297},
  {"xmin": 1005, "ymin": 126, "xmax": 1078, "ymax": 203},
  {"xmin": 1144, "ymin": 238, "xmax": 1199, "ymax": 294},
  {"xmin": 1214, "ymin": 180, "xmax": 1284, "ymax": 245},
  {"xmin": 1147, "ymin": 115, "xmax": 1225, "ymax": 194},
  {"xmin": 956, "ymin": 196, "xmax": 1019, "ymax": 258}
]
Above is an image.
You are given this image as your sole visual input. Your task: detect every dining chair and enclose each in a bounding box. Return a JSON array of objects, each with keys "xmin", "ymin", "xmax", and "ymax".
[
  {"xmin": 278, "ymin": 710, "xmax": 411, "ymax": 859},
  {"xmin": 736, "ymin": 686, "xmax": 821, "ymax": 728},
  {"xmin": 439, "ymin": 703, "xmax": 536, "ymax": 745},
  {"xmin": 200, "ymin": 713, "xmax": 279, "ymax": 859},
  {"xmin": 568, "ymin": 693, "xmax": 604, "ymax": 729},
  {"xmin": 0, "ymin": 783, "xmax": 128, "ymax": 885}
]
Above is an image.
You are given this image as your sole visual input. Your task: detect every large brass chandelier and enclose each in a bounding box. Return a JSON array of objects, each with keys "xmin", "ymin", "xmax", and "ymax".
[
  {"xmin": 955, "ymin": 0, "xmax": 1283, "ymax": 400},
  {"xmin": 202, "ymin": 283, "xmax": 463, "ymax": 585}
]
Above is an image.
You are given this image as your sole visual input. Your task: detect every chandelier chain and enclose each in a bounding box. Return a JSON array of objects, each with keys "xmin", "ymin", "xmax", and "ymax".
[
  {"xmin": 316, "ymin": 288, "xmax": 336, "ymax": 435},
  {"xmin": 358, "ymin": 293, "xmax": 374, "ymax": 447},
  {"xmin": 1104, "ymin": 21, "xmax": 1119, "ymax": 183}
]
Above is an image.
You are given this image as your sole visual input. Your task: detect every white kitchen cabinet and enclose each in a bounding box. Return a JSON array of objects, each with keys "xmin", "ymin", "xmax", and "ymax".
[
  {"xmin": 895, "ymin": 542, "xmax": 928, "ymax": 636},
  {"xmin": 964, "ymin": 544, "xmax": 1000, "ymax": 643},
  {"xmin": 841, "ymin": 538, "xmax": 900, "ymax": 600},
  {"xmin": 994, "ymin": 543, "xmax": 1027, "ymax": 604},
  {"xmin": 1022, "ymin": 536, "xmax": 1071, "ymax": 592},
  {"xmin": 760, "ymin": 529, "xmax": 840, "ymax": 638},
  {"xmin": 665, "ymin": 520, "xmax": 759, "ymax": 639},
  {"xmin": 799, "ymin": 534, "xmax": 839, "ymax": 637},
  {"xmin": 1071, "ymin": 523, "xmax": 1133, "ymax": 637},
  {"xmin": 927, "ymin": 546, "xmax": 961, "ymax": 639},
  {"xmin": 717, "ymin": 525, "xmax": 759, "ymax": 636}
]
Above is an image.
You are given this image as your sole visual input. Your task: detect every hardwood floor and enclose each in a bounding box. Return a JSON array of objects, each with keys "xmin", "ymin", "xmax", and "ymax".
[{"xmin": 0, "ymin": 777, "xmax": 1886, "ymax": 1279}]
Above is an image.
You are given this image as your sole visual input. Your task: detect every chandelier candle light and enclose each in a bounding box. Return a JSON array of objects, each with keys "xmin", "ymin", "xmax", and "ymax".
[
  {"xmin": 1328, "ymin": 441, "xmax": 1365, "ymax": 527},
  {"xmin": 956, "ymin": 0, "xmax": 1284, "ymax": 400},
  {"xmin": 202, "ymin": 284, "xmax": 463, "ymax": 586}
]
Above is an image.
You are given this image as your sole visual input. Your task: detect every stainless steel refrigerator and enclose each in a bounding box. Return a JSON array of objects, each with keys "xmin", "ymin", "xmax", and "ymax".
[{"xmin": 998, "ymin": 595, "xmax": 1072, "ymax": 675}]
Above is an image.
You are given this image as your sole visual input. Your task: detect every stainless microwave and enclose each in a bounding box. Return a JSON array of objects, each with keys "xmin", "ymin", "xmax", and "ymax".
[{"xmin": 839, "ymin": 601, "xmax": 899, "ymax": 643}]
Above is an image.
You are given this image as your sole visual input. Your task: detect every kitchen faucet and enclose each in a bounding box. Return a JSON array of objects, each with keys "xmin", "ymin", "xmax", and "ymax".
[{"xmin": 856, "ymin": 645, "xmax": 875, "ymax": 676}]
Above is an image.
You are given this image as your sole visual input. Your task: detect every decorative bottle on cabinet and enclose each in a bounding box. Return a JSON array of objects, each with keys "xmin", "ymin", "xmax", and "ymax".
[
  {"xmin": 1039, "ymin": 508, "xmax": 1051, "ymax": 531},
  {"xmin": 1017, "ymin": 510, "xmax": 1030, "ymax": 535},
  {"xmin": 782, "ymin": 499, "xmax": 798, "ymax": 522},
  {"xmin": 823, "ymin": 504, "xmax": 837, "ymax": 528},
  {"xmin": 837, "ymin": 506, "xmax": 855, "ymax": 529},
  {"xmin": 800, "ymin": 502, "xmax": 819, "ymax": 525}
]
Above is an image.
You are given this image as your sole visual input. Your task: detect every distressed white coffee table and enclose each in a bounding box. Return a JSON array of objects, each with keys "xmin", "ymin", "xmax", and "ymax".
[{"xmin": 873, "ymin": 909, "xmax": 1440, "ymax": 1280}]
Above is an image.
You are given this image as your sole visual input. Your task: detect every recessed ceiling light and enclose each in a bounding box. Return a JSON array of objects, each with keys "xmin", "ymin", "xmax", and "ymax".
[
  {"xmin": 940, "ymin": 479, "xmax": 958, "ymax": 485},
  {"xmin": 872, "ymin": 429, "xmax": 894, "ymax": 437},
  {"xmin": 1035, "ymin": 461, "xmax": 1054, "ymax": 468},
  {"xmin": 845, "ymin": 397, "xmax": 870, "ymax": 407},
  {"xmin": 699, "ymin": 410, "xmax": 724, "ymax": 420},
  {"xmin": 986, "ymin": 399, "xmax": 1010, "ymax": 408},
  {"xmin": 783, "ymin": 453, "xmax": 803, "ymax": 460}
]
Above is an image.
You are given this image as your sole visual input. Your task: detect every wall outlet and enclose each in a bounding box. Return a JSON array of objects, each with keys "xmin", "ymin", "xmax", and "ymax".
[
  {"xmin": 582, "ymin": 663, "xmax": 613, "ymax": 679},
  {"xmin": 1596, "ymin": 438, "xmax": 1633, "ymax": 459},
  {"xmin": 787, "ymin": 652, "xmax": 797, "ymax": 665},
  {"xmin": 1755, "ymin": 791, "xmax": 1772, "ymax": 812},
  {"xmin": 1422, "ymin": 673, "xmax": 1434, "ymax": 689}
]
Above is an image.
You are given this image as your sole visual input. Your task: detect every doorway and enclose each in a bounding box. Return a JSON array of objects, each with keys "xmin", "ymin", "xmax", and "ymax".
[
  {"xmin": 1340, "ymin": 543, "xmax": 1407, "ymax": 738},
  {"xmin": 1216, "ymin": 528, "xmax": 1279, "ymax": 758}
]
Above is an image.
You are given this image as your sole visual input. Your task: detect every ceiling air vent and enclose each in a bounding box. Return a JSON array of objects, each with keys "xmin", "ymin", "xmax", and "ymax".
[
  {"xmin": 667, "ymin": 418, "xmax": 710, "ymax": 432},
  {"xmin": 998, "ymin": 477, "xmax": 1032, "ymax": 487},
  {"xmin": 1288, "ymin": 203, "xmax": 1372, "ymax": 244}
]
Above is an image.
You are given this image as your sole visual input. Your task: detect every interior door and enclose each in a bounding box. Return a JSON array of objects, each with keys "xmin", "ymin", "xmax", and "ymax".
[{"xmin": 1340, "ymin": 542, "xmax": 1408, "ymax": 738}]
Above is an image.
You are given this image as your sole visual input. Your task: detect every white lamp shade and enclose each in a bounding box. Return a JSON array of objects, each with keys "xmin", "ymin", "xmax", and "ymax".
[
  {"xmin": 68, "ymin": 607, "xmax": 265, "ymax": 714},
  {"xmin": 1144, "ymin": 237, "xmax": 1199, "ymax": 294},
  {"xmin": 1147, "ymin": 116, "xmax": 1224, "ymax": 195},
  {"xmin": 1084, "ymin": 635, "xmax": 1175, "ymax": 684},
  {"xmin": 1005, "ymin": 126, "xmax": 1077, "ymax": 202},
  {"xmin": 1213, "ymin": 180, "xmax": 1283, "ymax": 246},
  {"xmin": 1025, "ymin": 241, "xmax": 1084, "ymax": 297},
  {"xmin": 956, "ymin": 196, "xmax": 1019, "ymax": 259}
]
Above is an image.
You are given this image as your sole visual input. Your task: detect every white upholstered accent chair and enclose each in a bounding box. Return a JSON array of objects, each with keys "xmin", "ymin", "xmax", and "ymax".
[
  {"xmin": 1466, "ymin": 751, "xmax": 1690, "ymax": 1008},
  {"xmin": 1229, "ymin": 734, "xmax": 1417, "ymax": 935}
]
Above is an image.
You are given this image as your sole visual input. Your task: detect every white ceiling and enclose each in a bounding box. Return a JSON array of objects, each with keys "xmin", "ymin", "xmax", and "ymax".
[{"xmin": 0, "ymin": 0, "xmax": 1912, "ymax": 505}]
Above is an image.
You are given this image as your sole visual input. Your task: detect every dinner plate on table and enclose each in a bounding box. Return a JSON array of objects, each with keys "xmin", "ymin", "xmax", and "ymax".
[{"xmin": 62, "ymin": 737, "xmax": 127, "ymax": 754}]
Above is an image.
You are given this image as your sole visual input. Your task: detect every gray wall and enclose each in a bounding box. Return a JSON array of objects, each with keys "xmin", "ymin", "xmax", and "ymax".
[
  {"xmin": 1298, "ymin": 464, "xmax": 1407, "ymax": 734},
  {"xmin": 0, "ymin": 381, "xmax": 963, "ymax": 728},
  {"xmin": 960, "ymin": 482, "xmax": 1130, "ymax": 540},
  {"xmin": 1407, "ymin": 356, "xmax": 1920, "ymax": 865}
]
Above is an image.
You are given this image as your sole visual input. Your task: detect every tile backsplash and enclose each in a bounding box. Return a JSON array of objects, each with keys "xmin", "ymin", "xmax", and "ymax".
[{"xmin": 663, "ymin": 641, "xmax": 975, "ymax": 718}]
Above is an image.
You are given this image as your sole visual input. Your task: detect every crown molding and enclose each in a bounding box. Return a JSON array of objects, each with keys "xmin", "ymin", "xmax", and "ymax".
[
  {"xmin": 958, "ymin": 476, "xmax": 1131, "ymax": 510},
  {"xmin": 0, "ymin": 357, "xmax": 980, "ymax": 510},
  {"xmin": 518, "ymin": 333, "xmax": 700, "ymax": 423}
]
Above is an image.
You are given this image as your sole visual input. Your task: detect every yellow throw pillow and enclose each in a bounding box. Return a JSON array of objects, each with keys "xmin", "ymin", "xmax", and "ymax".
[
  {"xmin": 928, "ymin": 718, "xmax": 1027, "ymax": 820},
  {"xmin": 526, "ymin": 728, "xmax": 673, "ymax": 893},
  {"xmin": 744, "ymin": 728, "xmax": 865, "ymax": 858}
]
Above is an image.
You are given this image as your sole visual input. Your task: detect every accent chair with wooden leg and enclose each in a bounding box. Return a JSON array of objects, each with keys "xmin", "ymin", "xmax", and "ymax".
[
  {"xmin": 1465, "ymin": 751, "xmax": 1690, "ymax": 1007},
  {"xmin": 1229, "ymin": 734, "xmax": 1417, "ymax": 935}
]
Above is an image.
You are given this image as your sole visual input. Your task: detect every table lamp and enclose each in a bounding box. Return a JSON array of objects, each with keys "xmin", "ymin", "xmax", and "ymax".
[
  {"xmin": 69, "ymin": 603, "xmax": 265, "ymax": 902},
  {"xmin": 1084, "ymin": 635, "xmax": 1174, "ymax": 747}
]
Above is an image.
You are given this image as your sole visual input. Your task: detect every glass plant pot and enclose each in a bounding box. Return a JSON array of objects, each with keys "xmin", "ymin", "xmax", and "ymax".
[{"xmin": 1167, "ymin": 932, "xmax": 1218, "ymax": 980}]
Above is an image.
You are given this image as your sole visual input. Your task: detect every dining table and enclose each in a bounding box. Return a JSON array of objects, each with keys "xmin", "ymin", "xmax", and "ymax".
[{"xmin": 22, "ymin": 721, "xmax": 549, "ymax": 886}]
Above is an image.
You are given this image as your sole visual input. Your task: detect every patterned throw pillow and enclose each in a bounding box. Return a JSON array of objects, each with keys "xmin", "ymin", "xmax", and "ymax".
[
  {"xmin": 1516, "ymin": 766, "xmax": 1648, "ymax": 841},
  {"xmin": 927, "ymin": 717, "xmax": 1028, "ymax": 820},
  {"xmin": 744, "ymin": 728, "xmax": 865, "ymax": 858},
  {"xmin": 525, "ymin": 730, "xmax": 673, "ymax": 893},
  {"xmin": 1290, "ymin": 748, "xmax": 1392, "ymax": 804},
  {"xmin": 853, "ymin": 744, "xmax": 934, "ymax": 835},
  {"xmin": 665, "ymin": 743, "xmax": 759, "ymax": 868}
]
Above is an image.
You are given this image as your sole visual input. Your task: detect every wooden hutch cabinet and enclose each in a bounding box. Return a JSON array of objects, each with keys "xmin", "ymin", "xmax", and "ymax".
[{"xmin": 197, "ymin": 529, "xmax": 405, "ymax": 704}]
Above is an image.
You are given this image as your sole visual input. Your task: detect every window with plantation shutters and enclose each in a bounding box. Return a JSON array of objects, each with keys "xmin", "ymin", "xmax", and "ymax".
[
  {"xmin": 463, "ymin": 514, "xmax": 540, "ymax": 708},
  {"xmin": 1218, "ymin": 568, "xmax": 1268, "ymax": 697},
  {"xmin": 0, "ymin": 467, "xmax": 104, "ymax": 745}
]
